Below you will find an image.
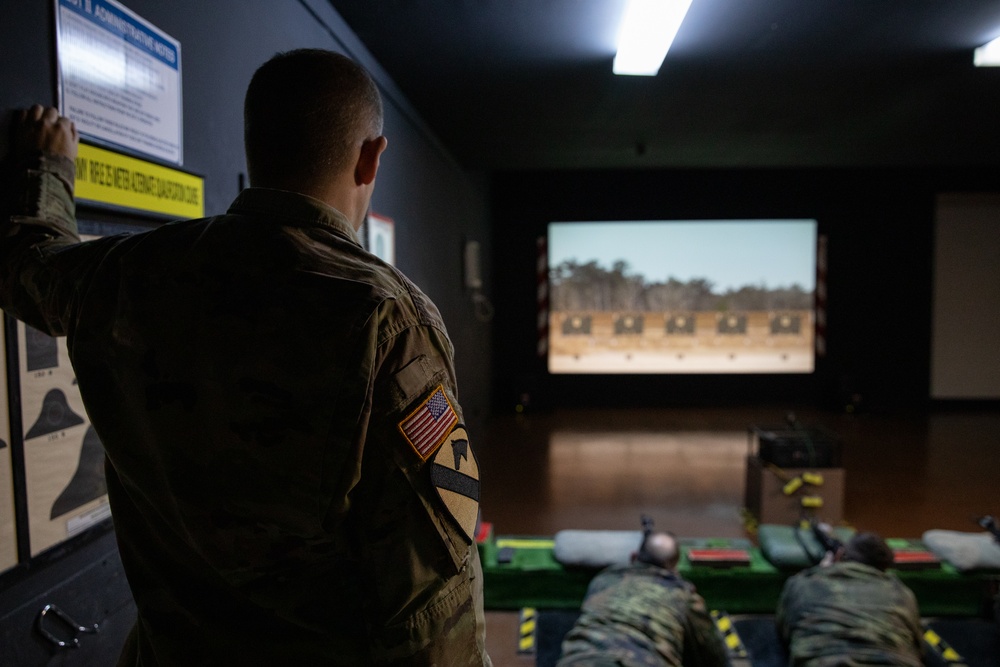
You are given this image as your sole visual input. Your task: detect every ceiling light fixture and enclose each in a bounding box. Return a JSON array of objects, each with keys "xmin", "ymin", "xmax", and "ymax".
[
  {"xmin": 974, "ymin": 34, "xmax": 1000, "ymax": 66},
  {"xmin": 613, "ymin": 0, "xmax": 693, "ymax": 76}
]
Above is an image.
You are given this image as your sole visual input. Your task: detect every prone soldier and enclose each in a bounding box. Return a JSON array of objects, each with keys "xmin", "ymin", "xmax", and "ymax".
[
  {"xmin": 776, "ymin": 531, "xmax": 924, "ymax": 667},
  {"xmin": 556, "ymin": 527, "xmax": 729, "ymax": 667}
]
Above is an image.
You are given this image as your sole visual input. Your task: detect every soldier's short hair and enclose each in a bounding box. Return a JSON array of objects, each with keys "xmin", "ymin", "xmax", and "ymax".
[
  {"xmin": 244, "ymin": 49, "xmax": 384, "ymax": 189},
  {"xmin": 636, "ymin": 531, "xmax": 679, "ymax": 570},
  {"xmin": 842, "ymin": 532, "xmax": 894, "ymax": 571}
]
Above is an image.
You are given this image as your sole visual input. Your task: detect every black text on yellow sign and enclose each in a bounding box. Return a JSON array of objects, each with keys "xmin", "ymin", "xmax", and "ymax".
[{"xmin": 74, "ymin": 144, "xmax": 204, "ymax": 219}]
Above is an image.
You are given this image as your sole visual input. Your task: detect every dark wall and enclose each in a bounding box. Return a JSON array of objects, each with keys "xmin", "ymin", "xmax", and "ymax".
[{"xmin": 491, "ymin": 167, "xmax": 1000, "ymax": 414}]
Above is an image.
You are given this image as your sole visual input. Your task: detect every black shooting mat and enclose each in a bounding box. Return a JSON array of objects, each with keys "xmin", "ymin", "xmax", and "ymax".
[
  {"xmin": 534, "ymin": 611, "xmax": 781, "ymax": 667},
  {"xmin": 533, "ymin": 611, "xmax": 1000, "ymax": 667},
  {"xmin": 923, "ymin": 617, "xmax": 1000, "ymax": 667},
  {"xmin": 535, "ymin": 610, "xmax": 578, "ymax": 667}
]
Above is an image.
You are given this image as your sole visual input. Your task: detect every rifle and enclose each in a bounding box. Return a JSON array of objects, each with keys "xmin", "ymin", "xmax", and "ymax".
[
  {"xmin": 641, "ymin": 514, "xmax": 654, "ymax": 538},
  {"xmin": 810, "ymin": 519, "xmax": 843, "ymax": 559},
  {"xmin": 977, "ymin": 515, "xmax": 1000, "ymax": 545}
]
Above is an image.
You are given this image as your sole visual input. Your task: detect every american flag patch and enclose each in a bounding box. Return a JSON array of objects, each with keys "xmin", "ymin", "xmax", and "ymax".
[{"xmin": 398, "ymin": 385, "xmax": 458, "ymax": 460}]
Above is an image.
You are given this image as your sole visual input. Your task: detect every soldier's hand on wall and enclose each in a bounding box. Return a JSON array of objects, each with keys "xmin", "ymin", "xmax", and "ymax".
[{"xmin": 15, "ymin": 105, "xmax": 78, "ymax": 161}]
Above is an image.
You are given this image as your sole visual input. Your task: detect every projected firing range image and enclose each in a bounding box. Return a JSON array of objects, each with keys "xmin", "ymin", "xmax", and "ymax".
[
  {"xmin": 547, "ymin": 220, "xmax": 817, "ymax": 374},
  {"xmin": 549, "ymin": 310, "xmax": 814, "ymax": 373}
]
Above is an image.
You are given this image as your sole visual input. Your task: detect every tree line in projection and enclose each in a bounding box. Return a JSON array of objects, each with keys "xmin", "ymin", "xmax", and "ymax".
[{"xmin": 550, "ymin": 260, "xmax": 812, "ymax": 312}]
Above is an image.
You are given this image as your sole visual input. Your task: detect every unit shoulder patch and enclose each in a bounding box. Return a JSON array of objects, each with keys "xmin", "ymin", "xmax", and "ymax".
[
  {"xmin": 397, "ymin": 384, "xmax": 458, "ymax": 461},
  {"xmin": 430, "ymin": 425, "xmax": 480, "ymax": 542}
]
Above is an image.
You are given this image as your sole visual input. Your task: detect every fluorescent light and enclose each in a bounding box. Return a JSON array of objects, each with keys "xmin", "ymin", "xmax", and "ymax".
[
  {"xmin": 974, "ymin": 35, "xmax": 1000, "ymax": 67},
  {"xmin": 613, "ymin": 0, "xmax": 693, "ymax": 76}
]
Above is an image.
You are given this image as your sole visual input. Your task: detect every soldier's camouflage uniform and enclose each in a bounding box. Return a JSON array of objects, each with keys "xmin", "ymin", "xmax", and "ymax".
[
  {"xmin": 0, "ymin": 152, "xmax": 490, "ymax": 666},
  {"xmin": 556, "ymin": 562, "xmax": 729, "ymax": 667},
  {"xmin": 775, "ymin": 561, "xmax": 923, "ymax": 667}
]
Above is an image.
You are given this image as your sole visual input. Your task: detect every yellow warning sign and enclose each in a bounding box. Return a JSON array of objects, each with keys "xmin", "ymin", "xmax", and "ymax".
[
  {"xmin": 923, "ymin": 628, "xmax": 964, "ymax": 663},
  {"xmin": 711, "ymin": 610, "xmax": 748, "ymax": 658},
  {"xmin": 518, "ymin": 607, "xmax": 537, "ymax": 654},
  {"xmin": 74, "ymin": 143, "xmax": 204, "ymax": 219}
]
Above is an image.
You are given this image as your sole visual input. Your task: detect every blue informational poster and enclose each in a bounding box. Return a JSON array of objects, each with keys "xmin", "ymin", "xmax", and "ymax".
[{"xmin": 55, "ymin": 0, "xmax": 183, "ymax": 164}]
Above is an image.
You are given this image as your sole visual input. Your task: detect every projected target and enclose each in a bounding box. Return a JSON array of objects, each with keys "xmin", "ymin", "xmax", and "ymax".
[
  {"xmin": 666, "ymin": 313, "xmax": 696, "ymax": 335},
  {"xmin": 717, "ymin": 314, "xmax": 748, "ymax": 335},
  {"xmin": 562, "ymin": 315, "xmax": 592, "ymax": 335},
  {"xmin": 770, "ymin": 313, "xmax": 802, "ymax": 334},
  {"xmin": 614, "ymin": 314, "xmax": 644, "ymax": 335}
]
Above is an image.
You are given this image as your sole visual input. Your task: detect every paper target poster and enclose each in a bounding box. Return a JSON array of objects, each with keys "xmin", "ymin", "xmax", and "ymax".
[
  {"xmin": 0, "ymin": 321, "xmax": 18, "ymax": 573},
  {"xmin": 18, "ymin": 318, "xmax": 110, "ymax": 556}
]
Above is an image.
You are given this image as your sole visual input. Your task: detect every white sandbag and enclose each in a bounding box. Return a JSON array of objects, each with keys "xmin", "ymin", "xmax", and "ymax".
[
  {"xmin": 921, "ymin": 530, "xmax": 1000, "ymax": 571},
  {"xmin": 552, "ymin": 529, "xmax": 643, "ymax": 568}
]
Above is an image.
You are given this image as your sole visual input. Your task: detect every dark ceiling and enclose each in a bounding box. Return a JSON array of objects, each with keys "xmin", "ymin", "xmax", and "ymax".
[{"xmin": 327, "ymin": 0, "xmax": 1000, "ymax": 171}]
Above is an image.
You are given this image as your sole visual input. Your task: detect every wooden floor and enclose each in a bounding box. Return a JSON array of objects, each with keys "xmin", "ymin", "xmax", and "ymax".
[{"xmin": 475, "ymin": 404, "xmax": 1000, "ymax": 666}]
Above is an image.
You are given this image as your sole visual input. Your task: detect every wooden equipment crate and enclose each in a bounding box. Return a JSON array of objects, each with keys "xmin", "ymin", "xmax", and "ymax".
[{"xmin": 744, "ymin": 455, "xmax": 845, "ymax": 525}]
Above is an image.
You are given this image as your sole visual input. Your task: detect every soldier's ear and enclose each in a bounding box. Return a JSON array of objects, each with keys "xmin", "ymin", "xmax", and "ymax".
[{"xmin": 355, "ymin": 136, "xmax": 387, "ymax": 186}]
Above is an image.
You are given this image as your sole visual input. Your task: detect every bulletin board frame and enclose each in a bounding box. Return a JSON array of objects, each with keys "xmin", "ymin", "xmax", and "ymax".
[
  {"xmin": 0, "ymin": 318, "xmax": 19, "ymax": 574},
  {"xmin": 16, "ymin": 318, "xmax": 111, "ymax": 558},
  {"xmin": 0, "ymin": 226, "xmax": 120, "ymax": 583}
]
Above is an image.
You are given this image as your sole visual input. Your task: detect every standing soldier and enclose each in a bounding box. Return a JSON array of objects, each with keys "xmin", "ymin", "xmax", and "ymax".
[{"xmin": 0, "ymin": 49, "xmax": 490, "ymax": 665}]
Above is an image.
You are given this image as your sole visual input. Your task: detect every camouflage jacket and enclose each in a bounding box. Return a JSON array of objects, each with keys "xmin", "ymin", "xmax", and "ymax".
[
  {"xmin": 556, "ymin": 562, "xmax": 729, "ymax": 667},
  {"xmin": 775, "ymin": 561, "xmax": 924, "ymax": 667},
  {"xmin": 0, "ymin": 152, "xmax": 490, "ymax": 666}
]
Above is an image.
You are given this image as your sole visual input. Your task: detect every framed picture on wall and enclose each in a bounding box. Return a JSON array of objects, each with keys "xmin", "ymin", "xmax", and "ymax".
[
  {"xmin": 17, "ymin": 323, "xmax": 111, "ymax": 557},
  {"xmin": 366, "ymin": 212, "xmax": 395, "ymax": 266},
  {"xmin": 15, "ymin": 235, "xmax": 112, "ymax": 557}
]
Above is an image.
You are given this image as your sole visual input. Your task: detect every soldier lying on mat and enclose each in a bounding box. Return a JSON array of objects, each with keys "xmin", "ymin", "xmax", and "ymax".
[
  {"xmin": 556, "ymin": 530, "xmax": 729, "ymax": 667},
  {"xmin": 776, "ymin": 531, "xmax": 924, "ymax": 667}
]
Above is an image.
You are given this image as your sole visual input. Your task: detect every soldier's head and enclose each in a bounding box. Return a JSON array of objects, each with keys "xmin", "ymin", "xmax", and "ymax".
[
  {"xmin": 840, "ymin": 532, "xmax": 894, "ymax": 571},
  {"xmin": 244, "ymin": 49, "xmax": 386, "ymax": 225},
  {"xmin": 634, "ymin": 531, "xmax": 679, "ymax": 570}
]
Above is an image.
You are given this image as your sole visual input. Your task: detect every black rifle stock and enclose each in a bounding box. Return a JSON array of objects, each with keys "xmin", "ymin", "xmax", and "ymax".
[
  {"xmin": 811, "ymin": 520, "xmax": 843, "ymax": 555},
  {"xmin": 977, "ymin": 515, "xmax": 1000, "ymax": 545}
]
